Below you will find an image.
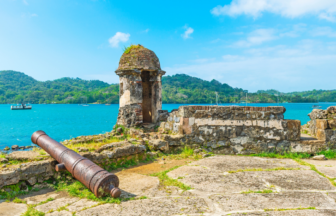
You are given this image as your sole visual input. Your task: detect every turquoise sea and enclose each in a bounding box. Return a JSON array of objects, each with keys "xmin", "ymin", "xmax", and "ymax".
[{"xmin": 1, "ymin": 103, "xmax": 336, "ymax": 150}]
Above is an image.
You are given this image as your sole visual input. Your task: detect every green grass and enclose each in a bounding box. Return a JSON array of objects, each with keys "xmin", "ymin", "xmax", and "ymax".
[
  {"xmin": 56, "ymin": 205, "xmax": 69, "ymax": 212},
  {"xmin": 21, "ymin": 205, "xmax": 45, "ymax": 216},
  {"xmin": 249, "ymin": 149, "xmax": 336, "ymax": 160},
  {"xmin": 0, "ymin": 153, "xmax": 5, "ymax": 159},
  {"xmin": 315, "ymin": 149, "xmax": 336, "ymax": 159},
  {"xmin": 0, "ymin": 182, "xmax": 31, "ymax": 200},
  {"xmin": 56, "ymin": 181, "xmax": 122, "ymax": 204},
  {"xmin": 264, "ymin": 207, "xmax": 316, "ymax": 211},
  {"xmin": 162, "ymin": 146, "xmax": 203, "ymax": 160},
  {"xmin": 294, "ymin": 159, "xmax": 336, "ymax": 187},
  {"xmin": 241, "ymin": 189, "xmax": 274, "ymax": 194},
  {"xmin": 13, "ymin": 197, "xmax": 26, "ymax": 203},
  {"xmin": 228, "ymin": 167, "xmax": 300, "ymax": 173},
  {"xmin": 150, "ymin": 166, "xmax": 191, "ymax": 191},
  {"xmin": 38, "ymin": 197, "xmax": 55, "ymax": 205},
  {"xmin": 123, "ymin": 44, "xmax": 141, "ymax": 54},
  {"xmin": 248, "ymin": 152, "xmax": 312, "ymax": 159}
]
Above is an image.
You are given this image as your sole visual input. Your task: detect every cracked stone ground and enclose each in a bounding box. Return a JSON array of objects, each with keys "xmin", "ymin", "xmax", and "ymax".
[{"xmin": 1, "ymin": 156, "xmax": 336, "ymax": 216}]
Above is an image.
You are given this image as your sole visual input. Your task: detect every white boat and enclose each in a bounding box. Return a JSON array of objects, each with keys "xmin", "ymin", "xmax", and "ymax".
[
  {"xmin": 312, "ymin": 105, "xmax": 322, "ymax": 109},
  {"xmin": 11, "ymin": 104, "xmax": 32, "ymax": 110},
  {"xmin": 312, "ymin": 96, "xmax": 322, "ymax": 109}
]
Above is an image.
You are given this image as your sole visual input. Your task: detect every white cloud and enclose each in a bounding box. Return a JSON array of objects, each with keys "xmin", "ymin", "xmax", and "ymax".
[
  {"xmin": 234, "ymin": 29, "xmax": 276, "ymax": 47},
  {"xmin": 142, "ymin": 29, "xmax": 150, "ymax": 33},
  {"xmin": 108, "ymin": 32, "xmax": 130, "ymax": 48},
  {"xmin": 312, "ymin": 26, "xmax": 336, "ymax": 37},
  {"xmin": 211, "ymin": 0, "xmax": 336, "ymax": 22},
  {"xmin": 23, "ymin": 0, "xmax": 28, "ymax": 5},
  {"xmin": 181, "ymin": 26, "xmax": 194, "ymax": 39},
  {"xmin": 164, "ymin": 40, "xmax": 336, "ymax": 92}
]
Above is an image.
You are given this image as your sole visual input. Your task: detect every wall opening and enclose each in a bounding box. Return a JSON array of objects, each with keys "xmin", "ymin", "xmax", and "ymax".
[{"xmin": 141, "ymin": 71, "xmax": 152, "ymax": 123}]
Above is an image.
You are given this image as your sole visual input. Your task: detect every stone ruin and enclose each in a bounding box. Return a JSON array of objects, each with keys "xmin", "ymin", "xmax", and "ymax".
[
  {"xmin": 113, "ymin": 46, "xmax": 336, "ymax": 154},
  {"xmin": 115, "ymin": 45, "xmax": 165, "ymax": 127},
  {"xmin": 302, "ymin": 106, "xmax": 336, "ymax": 142}
]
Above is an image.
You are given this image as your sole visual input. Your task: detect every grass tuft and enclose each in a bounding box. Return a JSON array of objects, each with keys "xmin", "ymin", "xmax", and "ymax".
[
  {"xmin": 150, "ymin": 166, "xmax": 191, "ymax": 191},
  {"xmin": 241, "ymin": 189, "xmax": 274, "ymax": 194},
  {"xmin": 21, "ymin": 205, "xmax": 45, "ymax": 216},
  {"xmin": 123, "ymin": 44, "xmax": 141, "ymax": 54},
  {"xmin": 56, "ymin": 181, "xmax": 121, "ymax": 204},
  {"xmin": 248, "ymin": 149, "xmax": 336, "ymax": 160},
  {"xmin": 248, "ymin": 152, "xmax": 312, "ymax": 159},
  {"xmin": 38, "ymin": 197, "xmax": 55, "ymax": 205},
  {"xmin": 228, "ymin": 167, "xmax": 299, "ymax": 173},
  {"xmin": 13, "ymin": 197, "xmax": 26, "ymax": 203}
]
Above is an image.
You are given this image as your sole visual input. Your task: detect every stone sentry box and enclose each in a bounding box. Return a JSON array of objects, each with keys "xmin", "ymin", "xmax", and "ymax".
[{"xmin": 115, "ymin": 45, "xmax": 166, "ymax": 127}]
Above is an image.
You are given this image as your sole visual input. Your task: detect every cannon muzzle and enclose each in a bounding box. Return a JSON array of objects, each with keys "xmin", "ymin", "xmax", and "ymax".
[{"xmin": 31, "ymin": 130, "xmax": 121, "ymax": 198}]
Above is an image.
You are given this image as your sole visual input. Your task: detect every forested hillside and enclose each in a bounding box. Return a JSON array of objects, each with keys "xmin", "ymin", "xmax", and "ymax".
[
  {"xmin": 0, "ymin": 70, "xmax": 119, "ymax": 104},
  {"xmin": 0, "ymin": 70, "xmax": 335, "ymax": 104}
]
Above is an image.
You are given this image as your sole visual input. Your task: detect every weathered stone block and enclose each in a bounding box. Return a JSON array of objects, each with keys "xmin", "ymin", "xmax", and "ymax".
[
  {"xmin": 316, "ymin": 119, "xmax": 328, "ymax": 130},
  {"xmin": 328, "ymin": 119, "xmax": 336, "ymax": 129},
  {"xmin": 102, "ymin": 144, "xmax": 146, "ymax": 159},
  {"xmin": 327, "ymin": 106, "xmax": 336, "ymax": 114},
  {"xmin": 316, "ymin": 129, "xmax": 327, "ymax": 141},
  {"xmin": 308, "ymin": 109, "xmax": 327, "ymax": 120},
  {"xmin": 285, "ymin": 120, "xmax": 301, "ymax": 141},
  {"xmin": 148, "ymin": 140, "xmax": 169, "ymax": 152}
]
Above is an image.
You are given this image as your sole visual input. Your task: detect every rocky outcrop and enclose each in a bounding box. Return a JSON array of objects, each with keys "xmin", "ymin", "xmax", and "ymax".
[{"xmin": 0, "ymin": 160, "xmax": 56, "ymax": 188}]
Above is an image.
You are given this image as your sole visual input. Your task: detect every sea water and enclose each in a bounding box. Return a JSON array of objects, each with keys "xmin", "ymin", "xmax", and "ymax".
[{"xmin": 1, "ymin": 103, "xmax": 336, "ymax": 149}]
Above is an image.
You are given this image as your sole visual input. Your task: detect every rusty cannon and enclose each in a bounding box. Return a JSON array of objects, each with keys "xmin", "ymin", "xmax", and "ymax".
[{"xmin": 31, "ymin": 130, "xmax": 121, "ymax": 198}]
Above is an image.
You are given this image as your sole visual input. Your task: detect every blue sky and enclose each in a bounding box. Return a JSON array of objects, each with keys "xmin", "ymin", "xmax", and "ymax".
[{"xmin": 1, "ymin": 0, "xmax": 336, "ymax": 92}]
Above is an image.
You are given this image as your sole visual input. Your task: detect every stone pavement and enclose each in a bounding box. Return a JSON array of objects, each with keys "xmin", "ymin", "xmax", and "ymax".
[{"xmin": 1, "ymin": 155, "xmax": 336, "ymax": 216}]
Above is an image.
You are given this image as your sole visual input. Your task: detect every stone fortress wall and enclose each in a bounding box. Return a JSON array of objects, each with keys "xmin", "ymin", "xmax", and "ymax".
[{"xmin": 158, "ymin": 105, "xmax": 336, "ymax": 154}]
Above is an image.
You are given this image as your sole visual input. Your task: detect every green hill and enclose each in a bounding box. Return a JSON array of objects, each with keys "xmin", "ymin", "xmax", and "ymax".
[
  {"xmin": 0, "ymin": 70, "xmax": 334, "ymax": 104},
  {"xmin": 0, "ymin": 70, "xmax": 118, "ymax": 104}
]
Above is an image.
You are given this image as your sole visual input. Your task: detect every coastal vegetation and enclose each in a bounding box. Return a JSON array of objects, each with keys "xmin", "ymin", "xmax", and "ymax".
[{"xmin": 1, "ymin": 70, "xmax": 335, "ymax": 104}]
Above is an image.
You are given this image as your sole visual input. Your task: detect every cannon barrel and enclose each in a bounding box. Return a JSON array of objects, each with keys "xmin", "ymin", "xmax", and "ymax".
[{"xmin": 31, "ymin": 130, "xmax": 121, "ymax": 198}]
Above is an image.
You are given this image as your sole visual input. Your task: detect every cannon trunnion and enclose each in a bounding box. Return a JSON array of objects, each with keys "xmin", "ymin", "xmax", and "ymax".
[{"xmin": 31, "ymin": 130, "xmax": 121, "ymax": 198}]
